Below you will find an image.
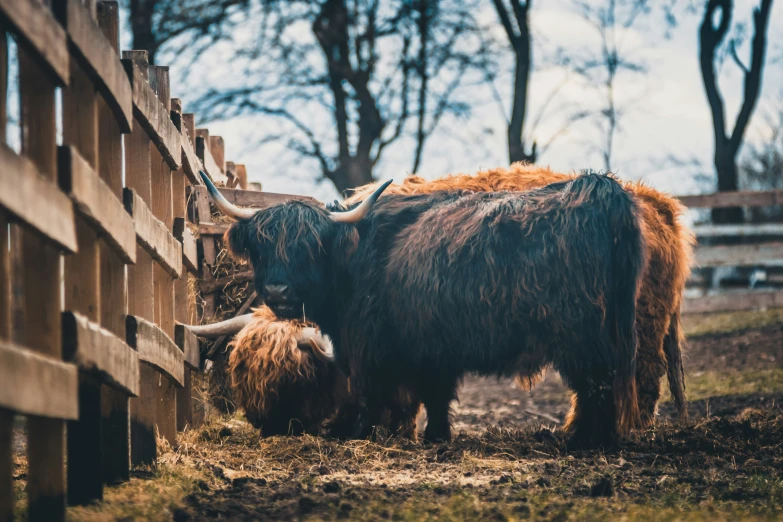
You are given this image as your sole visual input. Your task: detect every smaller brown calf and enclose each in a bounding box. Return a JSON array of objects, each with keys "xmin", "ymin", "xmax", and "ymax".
[{"xmin": 228, "ymin": 306, "xmax": 348, "ymax": 436}]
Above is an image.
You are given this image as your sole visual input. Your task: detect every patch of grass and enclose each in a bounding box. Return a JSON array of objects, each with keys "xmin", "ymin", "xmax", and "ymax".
[
  {"xmin": 65, "ymin": 462, "xmax": 207, "ymax": 522},
  {"xmin": 683, "ymin": 308, "xmax": 783, "ymax": 337},
  {"xmin": 660, "ymin": 368, "xmax": 783, "ymax": 403}
]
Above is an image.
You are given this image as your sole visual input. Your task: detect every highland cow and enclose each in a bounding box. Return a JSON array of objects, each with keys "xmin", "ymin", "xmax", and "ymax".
[
  {"xmin": 201, "ymin": 170, "xmax": 647, "ymax": 447},
  {"xmin": 190, "ymin": 306, "xmax": 421, "ymax": 438},
  {"xmin": 344, "ymin": 163, "xmax": 694, "ymax": 425}
]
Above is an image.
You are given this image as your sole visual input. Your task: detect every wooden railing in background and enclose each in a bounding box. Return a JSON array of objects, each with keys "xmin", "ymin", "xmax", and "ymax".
[{"xmin": 681, "ymin": 190, "xmax": 783, "ymax": 314}]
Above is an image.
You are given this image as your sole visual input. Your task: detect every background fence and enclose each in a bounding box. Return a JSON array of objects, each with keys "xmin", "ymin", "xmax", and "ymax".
[{"xmin": 0, "ymin": 1, "xmax": 781, "ymax": 521}]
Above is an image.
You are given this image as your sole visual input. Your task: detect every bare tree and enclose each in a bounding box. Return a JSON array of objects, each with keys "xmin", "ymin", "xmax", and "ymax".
[
  {"xmin": 125, "ymin": 0, "xmax": 249, "ymax": 64},
  {"xmin": 185, "ymin": 0, "xmax": 490, "ymax": 193},
  {"xmin": 490, "ymin": 0, "xmax": 535, "ymax": 164},
  {"xmin": 570, "ymin": 0, "xmax": 648, "ymax": 173},
  {"xmin": 740, "ymin": 100, "xmax": 783, "ymax": 221},
  {"xmin": 699, "ymin": 0, "xmax": 773, "ymax": 223}
]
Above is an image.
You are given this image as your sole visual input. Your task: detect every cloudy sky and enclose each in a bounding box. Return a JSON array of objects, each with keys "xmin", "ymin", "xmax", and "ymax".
[{"xmin": 137, "ymin": 0, "xmax": 782, "ymax": 203}]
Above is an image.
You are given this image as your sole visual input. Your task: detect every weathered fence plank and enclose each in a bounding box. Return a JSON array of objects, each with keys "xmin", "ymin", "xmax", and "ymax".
[
  {"xmin": 0, "ymin": 0, "xmax": 69, "ymax": 84},
  {"xmin": 126, "ymin": 316, "xmax": 185, "ymax": 386},
  {"xmin": 124, "ymin": 188, "xmax": 183, "ymax": 278},
  {"xmin": 62, "ymin": 312, "xmax": 139, "ymax": 396},
  {"xmin": 18, "ymin": 39, "xmax": 70, "ymax": 520},
  {"xmin": 678, "ymin": 189, "xmax": 783, "ymax": 209},
  {"xmin": 61, "ymin": 0, "xmax": 132, "ymax": 132},
  {"xmin": 58, "ymin": 145, "xmax": 136, "ymax": 263},
  {"xmin": 696, "ymin": 242, "xmax": 783, "ymax": 268},
  {"xmin": 0, "ymin": 143, "xmax": 77, "ymax": 252}
]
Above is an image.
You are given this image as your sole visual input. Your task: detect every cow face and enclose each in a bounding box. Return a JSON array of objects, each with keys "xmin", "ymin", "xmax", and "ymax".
[
  {"xmin": 199, "ymin": 171, "xmax": 391, "ymax": 322},
  {"xmin": 225, "ymin": 203, "xmax": 356, "ymax": 321}
]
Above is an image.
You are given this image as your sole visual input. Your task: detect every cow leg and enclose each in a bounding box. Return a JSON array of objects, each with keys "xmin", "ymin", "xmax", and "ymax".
[
  {"xmin": 349, "ymin": 379, "xmax": 395, "ymax": 440},
  {"xmin": 387, "ymin": 386, "xmax": 421, "ymax": 440},
  {"xmin": 561, "ymin": 370, "xmax": 618, "ymax": 449},
  {"xmin": 635, "ymin": 312, "xmax": 668, "ymax": 428},
  {"xmin": 420, "ymin": 375, "xmax": 458, "ymax": 443}
]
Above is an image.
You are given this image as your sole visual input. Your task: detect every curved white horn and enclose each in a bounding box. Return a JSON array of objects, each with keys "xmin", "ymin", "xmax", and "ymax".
[
  {"xmin": 186, "ymin": 314, "xmax": 254, "ymax": 337},
  {"xmin": 330, "ymin": 179, "xmax": 394, "ymax": 223},
  {"xmin": 199, "ymin": 170, "xmax": 257, "ymax": 221},
  {"xmin": 296, "ymin": 328, "xmax": 334, "ymax": 362}
]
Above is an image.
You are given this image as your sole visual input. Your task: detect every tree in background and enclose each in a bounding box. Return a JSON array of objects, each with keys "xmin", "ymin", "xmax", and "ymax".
[
  {"xmin": 568, "ymin": 0, "xmax": 649, "ymax": 173},
  {"xmin": 699, "ymin": 0, "xmax": 773, "ymax": 223},
  {"xmin": 490, "ymin": 0, "xmax": 536, "ymax": 164},
  {"xmin": 740, "ymin": 100, "xmax": 783, "ymax": 222},
  {"xmin": 156, "ymin": 0, "xmax": 491, "ymax": 194},
  {"xmin": 125, "ymin": 0, "xmax": 249, "ymax": 64}
]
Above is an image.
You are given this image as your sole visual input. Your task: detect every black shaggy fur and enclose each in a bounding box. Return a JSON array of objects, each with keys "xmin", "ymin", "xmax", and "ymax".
[{"xmin": 226, "ymin": 174, "xmax": 647, "ymax": 447}]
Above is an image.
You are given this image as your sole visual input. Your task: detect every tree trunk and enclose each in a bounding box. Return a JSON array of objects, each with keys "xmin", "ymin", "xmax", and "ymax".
[{"xmin": 712, "ymin": 150, "xmax": 744, "ymax": 223}]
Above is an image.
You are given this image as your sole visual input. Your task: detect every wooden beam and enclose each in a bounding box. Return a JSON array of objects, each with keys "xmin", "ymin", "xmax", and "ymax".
[
  {"xmin": 179, "ymin": 126, "xmax": 202, "ymax": 185},
  {"xmin": 60, "ymin": 0, "xmax": 132, "ymax": 132},
  {"xmin": 696, "ymin": 242, "xmax": 783, "ymax": 268},
  {"xmin": 196, "ymin": 134, "xmax": 227, "ymax": 184},
  {"xmin": 692, "ymin": 223, "xmax": 783, "ymax": 238},
  {"xmin": 175, "ymin": 324, "xmax": 200, "ymax": 370},
  {"xmin": 198, "ymin": 222, "xmax": 229, "ymax": 236},
  {"xmin": 58, "ymin": 145, "xmax": 135, "ymax": 263},
  {"xmin": 126, "ymin": 315, "xmax": 184, "ymax": 387},
  {"xmin": 0, "ymin": 340, "xmax": 78, "ymax": 419},
  {"xmin": 62, "ymin": 312, "xmax": 139, "ymax": 397},
  {"xmin": 123, "ymin": 188, "xmax": 183, "ymax": 278},
  {"xmin": 683, "ymin": 290, "xmax": 783, "ymax": 314},
  {"xmin": 0, "ymin": 0, "xmax": 69, "ymax": 85},
  {"xmin": 215, "ymin": 186, "xmax": 317, "ymax": 207},
  {"xmin": 121, "ymin": 58, "xmax": 181, "ymax": 170},
  {"xmin": 199, "ymin": 269, "xmax": 253, "ymax": 294},
  {"xmin": 0, "ymin": 143, "xmax": 77, "ymax": 253},
  {"xmin": 208, "ymin": 136, "xmax": 225, "ymax": 174},
  {"xmin": 678, "ymin": 189, "xmax": 783, "ymax": 209},
  {"xmin": 174, "ymin": 217, "xmax": 198, "ymax": 273}
]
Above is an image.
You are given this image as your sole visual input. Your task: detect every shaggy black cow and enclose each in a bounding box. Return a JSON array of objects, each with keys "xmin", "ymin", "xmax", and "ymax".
[{"xmin": 201, "ymin": 171, "xmax": 647, "ymax": 447}]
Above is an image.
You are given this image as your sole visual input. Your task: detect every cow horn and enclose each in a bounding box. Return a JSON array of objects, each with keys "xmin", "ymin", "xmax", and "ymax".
[
  {"xmin": 329, "ymin": 179, "xmax": 393, "ymax": 223},
  {"xmin": 297, "ymin": 328, "xmax": 334, "ymax": 362},
  {"xmin": 199, "ymin": 170, "xmax": 257, "ymax": 221},
  {"xmin": 185, "ymin": 314, "xmax": 254, "ymax": 337}
]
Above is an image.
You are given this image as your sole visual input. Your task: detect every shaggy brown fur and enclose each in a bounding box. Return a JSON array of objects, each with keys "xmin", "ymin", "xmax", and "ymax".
[
  {"xmin": 228, "ymin": 306, "xmax": 422, "ymax": 438},
  {"xmin": 228, "ymin": 306, "xmax": 349, "ymax": 435},
  {"xmin": 346, "ymin": 163, "xmax": 695, "ymax": 426}
]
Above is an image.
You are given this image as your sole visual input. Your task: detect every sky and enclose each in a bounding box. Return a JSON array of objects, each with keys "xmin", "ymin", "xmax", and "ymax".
[{"xmin": 125, "ymin": 0, "xmax": 781, "ymax": 204}]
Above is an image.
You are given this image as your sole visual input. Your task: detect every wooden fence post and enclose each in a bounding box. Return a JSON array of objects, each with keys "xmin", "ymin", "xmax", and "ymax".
[
  {"xmin": 60, "ymin": 8, "xmax": 103, "ymax": 505},
  {"xmin": 96, "ymin": 0, "xmax": 131, "ymax": 485},
  {"xmin": 19, "ymin": 36, "xmax": 69, "ymax": 522},
  {"xmin": 123, "ymin": 50, "xmax": 159, "ymax": 467},
  {"xmin": 0, "ymin": 24, "xmax": 12, "ymax": 522},
  {"xmin": 149, "ymin": 64, "xmax": 178, "ymax": 447}
]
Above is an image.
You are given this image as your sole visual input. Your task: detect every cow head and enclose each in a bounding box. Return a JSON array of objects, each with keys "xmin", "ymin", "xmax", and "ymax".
[
  {"xmin": 200, "ymin": 171, "xmax": 391, "ymax": 322},
  {"xmin": 188, "ymin": 307, "xmax": 347, "ymax": 435}
]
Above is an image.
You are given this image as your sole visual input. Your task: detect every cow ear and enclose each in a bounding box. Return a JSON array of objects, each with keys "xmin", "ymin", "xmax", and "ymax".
[
  {"xmin": 330, "ymin": 225, "xmax": 359, "ymax": 266},
  {"xmin": 224, "ymin": 221, "xmax": 256, "ymax": 262}
]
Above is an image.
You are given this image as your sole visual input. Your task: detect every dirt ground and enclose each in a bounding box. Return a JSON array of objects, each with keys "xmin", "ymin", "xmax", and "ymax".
[{"xmin": 13, "ymin": 311, "xmax": 783, "ymax": 521}]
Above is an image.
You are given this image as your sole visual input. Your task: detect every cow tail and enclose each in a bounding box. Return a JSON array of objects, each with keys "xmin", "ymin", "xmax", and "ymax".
[
  {"xmin": 605, "ymin": 177, "xmax": 645, "ymax": 437},
  {"xmin": 664, "ymin": 311, "xmax": 688, "ymax": 422}
]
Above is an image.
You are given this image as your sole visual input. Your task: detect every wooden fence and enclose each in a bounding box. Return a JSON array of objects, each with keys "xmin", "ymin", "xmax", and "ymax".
[
  {"xmin": 681, "ymin": 190, "xmax": 783, "ymax": 314},
  {"xmin": 0, "ymin": 1, "xmax": 262, "ymax": 519}
]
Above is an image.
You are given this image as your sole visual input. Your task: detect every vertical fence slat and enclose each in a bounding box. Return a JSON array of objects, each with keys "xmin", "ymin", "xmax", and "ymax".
[
  {"xmin": 171, "ymin": 99, "xmax": 194, "ymax": 431},
  {"xmin": 61, "ymin": 41, "xmax": 103, "ymax": 506},
  {"xmin": 123, "ymin": 50, "xmax": 160, "ymax": 467},
  {"xmin": 96, "ymin": 0, "xmax": 130, "ymax": 485},
  {"xmin": 148, "ymin": 64, "xmax": 177, "ymax": 447},
  {"xmin": 0, "ymin": 25, "xmax": 13, "ymax": 522},
  {"xmin": 18, "ymin": 39, "xmax": 67, "ymax": 520}
]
